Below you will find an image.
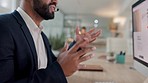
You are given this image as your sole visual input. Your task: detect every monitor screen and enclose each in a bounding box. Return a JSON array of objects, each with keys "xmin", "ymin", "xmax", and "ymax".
[{"xmin": 132, "ymin": 0, "xmax": 148, "ymax": 76}]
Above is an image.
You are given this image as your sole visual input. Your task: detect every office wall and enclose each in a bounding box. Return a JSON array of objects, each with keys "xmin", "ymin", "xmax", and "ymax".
[
  {"xmin": 116, "ymin": 0, "xmax": 138, "ymax": 55},
  {"xmin": 0, "ymin": 0, "xmax": 16, "ymax": 13},
  {"xmin": 64, "ymin": 15, "xmax": 112, "ymax": 38},
  {"xmin": 42, "ymin": 11, "xmax": 64, "ymax": 38}
]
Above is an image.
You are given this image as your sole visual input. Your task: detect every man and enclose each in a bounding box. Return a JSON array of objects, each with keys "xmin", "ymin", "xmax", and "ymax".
[
  {"xmin": 0, "ymin": 0, "xmax": 101, "ymax": 83},
  {"xmin": 81, "ymin": 26, "xmax": 87, "ymax": 34}
]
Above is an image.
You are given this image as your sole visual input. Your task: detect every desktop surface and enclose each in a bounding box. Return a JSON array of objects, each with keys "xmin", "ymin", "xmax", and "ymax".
[{"xmin": 67, "ymin": 53, "xmax": 146, "ymax": 83}]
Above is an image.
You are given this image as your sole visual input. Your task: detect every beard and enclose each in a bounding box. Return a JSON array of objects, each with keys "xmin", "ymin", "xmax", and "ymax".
[{"xmin": 33, "ymin": 0, "xmax": 54, "ymax": 20}]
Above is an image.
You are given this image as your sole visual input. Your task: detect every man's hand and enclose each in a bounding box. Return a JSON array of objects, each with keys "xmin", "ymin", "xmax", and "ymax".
[
  {"xmin": 57, "ymin": 27, "xmax": 101, "ymax": 77},
  {"xmin": 75, "ymin": 27, "xmax": 101, "ymax": 45},
  {"xmin": 57, "ymin": 40, "xmax": 96, "ymax": 76}
]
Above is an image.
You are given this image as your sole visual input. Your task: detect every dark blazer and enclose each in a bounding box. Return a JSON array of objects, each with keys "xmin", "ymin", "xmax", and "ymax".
[{"xmin": 0, "ymin": 11, "xmax": 67, "ymax": 83}]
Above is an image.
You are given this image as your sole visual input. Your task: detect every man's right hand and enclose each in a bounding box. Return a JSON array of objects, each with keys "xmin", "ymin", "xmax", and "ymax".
[{"xmin": 57, "ymin": 39, "xmax": 96, "ymax": 77}]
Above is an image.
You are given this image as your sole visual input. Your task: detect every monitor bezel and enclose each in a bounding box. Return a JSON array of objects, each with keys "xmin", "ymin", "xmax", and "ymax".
[{"xmin": 132, "ymin": 0, "xmax": 148, "ymax": 68}]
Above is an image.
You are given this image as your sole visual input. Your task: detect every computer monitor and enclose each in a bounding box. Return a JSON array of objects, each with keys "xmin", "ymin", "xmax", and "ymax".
[{"xmin": 132, "ymin": 0, "xmax": 148, "ymax": 76}]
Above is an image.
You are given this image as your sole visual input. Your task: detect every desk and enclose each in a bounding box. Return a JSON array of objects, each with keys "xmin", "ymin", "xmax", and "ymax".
[{"xmin": 67, "ymin": 53, "xmax": 146, "ymax": 83}]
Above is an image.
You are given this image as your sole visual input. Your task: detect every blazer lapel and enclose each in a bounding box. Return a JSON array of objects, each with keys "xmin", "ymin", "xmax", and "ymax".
[{"xmin": 12, "ymin": 11, "xmax": 38, "ymax": 69}]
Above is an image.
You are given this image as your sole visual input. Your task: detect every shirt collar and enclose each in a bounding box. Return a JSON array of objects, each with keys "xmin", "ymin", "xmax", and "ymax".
[{"xmin": 16, "ymin": 7, "xmax": 43, "ymax": 32}]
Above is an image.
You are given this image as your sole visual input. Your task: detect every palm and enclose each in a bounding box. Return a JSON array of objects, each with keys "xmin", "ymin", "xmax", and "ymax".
[{"xmin": 75, "ymin": 27, "xmax": 101, "ymax": 44}]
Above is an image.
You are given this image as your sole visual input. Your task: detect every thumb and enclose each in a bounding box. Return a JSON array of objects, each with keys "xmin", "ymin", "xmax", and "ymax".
[{"xmin": 75, "ymin": 26, "xmax": 81, "ymax": 41}]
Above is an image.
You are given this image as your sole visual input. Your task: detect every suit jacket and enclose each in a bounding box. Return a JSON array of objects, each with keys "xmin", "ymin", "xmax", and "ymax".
[{"xmin": 0, "ymin": 11, "xmax": 67, "ymax": 83}]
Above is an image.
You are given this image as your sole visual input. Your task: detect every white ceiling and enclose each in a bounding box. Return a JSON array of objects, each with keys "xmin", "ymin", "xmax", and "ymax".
[{"xmin": 58, "ymin": 0, "xmax": 137, "ymax": 17}]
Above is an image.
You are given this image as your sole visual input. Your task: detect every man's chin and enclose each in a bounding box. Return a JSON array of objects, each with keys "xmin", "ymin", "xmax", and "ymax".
[
  {"xmin": 44, "ymin": 17, "xmax": 54, "ymax": 20},
  {"xmin": 43, "ymin": 14, "xmax": 55, "ymax": 20}
]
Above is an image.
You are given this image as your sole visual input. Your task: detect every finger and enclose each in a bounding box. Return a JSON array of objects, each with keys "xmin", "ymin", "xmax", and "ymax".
[
  {"xmin": 68, "ymin": 40, "xmax": 88, "ymax": 53},
  {"xmin": 82, "ymin": 33, "xmax": 91, "ymax": 43},
  {"xmin": 75, "ymin": 46, "xmax": 96, "ymax": 58},
  {"xmin": 88, "ymin": 30, "xmax": 101, "ymax": 43},
  {"xmin": 78, "ymin": 64, "xmax": 86, "ymax": 69},
  {"xmin": 83, "ymin": 37, "xmax": 90, "ymax": 43},
  {"xmin": 75, "ymin": 27, "xmax": 81, "ymax": 41},
  {"xmin": 76, "ymin": 26, "xmax": 80, "ymax": 35},
  {"xmin": 76, "ymin": 34, "xmax": 81, "ymax": 41},
  {"xmin": 87, "ymin": 28, "xmax": 96, "ymax": 34},
  {"xmin": 60, "ymin": 42, "xmax": 69, "ymax": 52},
  {"xmin": 83, "ymin": 29, "xmax": 101, "ymax": 43},
  {"xmin": 91, "ymin": 29, "xmax": 102, "ymax": 38},
  {"xmin": 78, "ymin": 54, "xmax": 95, "ymax": 63},
  {"xmin": 90, "ymin": 30, "xmax": 101, "ymax": 38},
  {"xmin": 89, "ymin": 38, "xmax": 96, "ymax": 43}
]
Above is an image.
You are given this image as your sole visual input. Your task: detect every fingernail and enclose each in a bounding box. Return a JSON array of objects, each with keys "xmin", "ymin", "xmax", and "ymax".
[{"xmin": 92, "ymin": 47, "xmax": 96, "ymax": 50}]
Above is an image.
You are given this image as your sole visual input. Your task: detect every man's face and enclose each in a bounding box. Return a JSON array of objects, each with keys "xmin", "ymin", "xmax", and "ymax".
[{"xmin": 33, "ymin": 0, "xmax": 57, "ymax": 20}]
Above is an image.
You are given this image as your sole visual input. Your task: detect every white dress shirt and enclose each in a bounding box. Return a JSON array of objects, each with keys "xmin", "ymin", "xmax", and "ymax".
[{"xmin": 17, "ymin": 7, "xmax": 47, "ymax": 69}]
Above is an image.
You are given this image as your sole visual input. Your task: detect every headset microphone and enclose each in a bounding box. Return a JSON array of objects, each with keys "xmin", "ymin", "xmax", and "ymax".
[{"xmin": 55, "ymin": 8, "xmax": 59, "ymax": 12}]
